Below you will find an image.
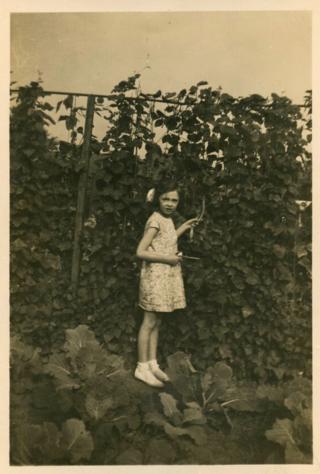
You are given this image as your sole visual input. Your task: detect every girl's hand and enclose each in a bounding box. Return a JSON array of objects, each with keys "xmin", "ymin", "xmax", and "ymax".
[
  {"xmin": 183, "ymin": 217, "xmax": 199, "ymax": 231},
  {"xmin": 176, "ymin": 217, "xmax": 200, "ymax": 238},
  {"xmin": 166, "ymin": 254, "xmax": 182, "ymax": 266}
]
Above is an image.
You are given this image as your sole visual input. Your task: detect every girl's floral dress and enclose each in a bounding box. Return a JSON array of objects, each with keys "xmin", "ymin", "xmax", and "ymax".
[{"xmin": 139, "ymin": 211, "xmax": 186, "ymax": 312}]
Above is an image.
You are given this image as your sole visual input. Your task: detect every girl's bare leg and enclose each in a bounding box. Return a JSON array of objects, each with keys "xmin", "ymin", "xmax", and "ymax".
[
  {"xmin": 137, "ymin": 311, "xmax": 158, "ymax": 362},
  {"xmin": 148, "ymin": 316, "xmax": 169, "ymax": 382},
  {"xmin": 148, "ymin": 317, "xmax": 161, "ymax": 361}
]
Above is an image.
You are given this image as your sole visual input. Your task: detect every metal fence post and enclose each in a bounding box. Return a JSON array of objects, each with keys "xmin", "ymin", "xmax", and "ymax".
[{"xmin": 71, "ymin": 95, "xmax": 95, "ymax": 296}]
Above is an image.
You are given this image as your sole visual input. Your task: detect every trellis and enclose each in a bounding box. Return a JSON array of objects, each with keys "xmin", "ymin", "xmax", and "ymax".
[
  {"xmin": 11, "ymin": 86, "xmax": 310, "ymax": 297},
  {"xmin": 10, "ymin": 81, "xmax": 312, "ymax": 382}
]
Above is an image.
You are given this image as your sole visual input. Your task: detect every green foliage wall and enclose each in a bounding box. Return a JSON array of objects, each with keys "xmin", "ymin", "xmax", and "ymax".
[
  {"xmin": 10, "ymin": 78, "xmax": 312, "ymax": 381},
  {"xmin": 10, "ymin": 83, "xmax": 78, "ymax": 349}
]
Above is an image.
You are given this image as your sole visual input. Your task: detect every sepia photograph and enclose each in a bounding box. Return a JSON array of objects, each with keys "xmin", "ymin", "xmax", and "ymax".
[{"xmin": 3, "ymin": 1, "xmax": 318, "ymax": 470}]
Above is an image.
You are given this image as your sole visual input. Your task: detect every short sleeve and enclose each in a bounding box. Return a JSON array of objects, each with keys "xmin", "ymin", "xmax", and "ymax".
[{"xmin": 145, "ymin": 214, "xmax": 160, "ymax": 232}]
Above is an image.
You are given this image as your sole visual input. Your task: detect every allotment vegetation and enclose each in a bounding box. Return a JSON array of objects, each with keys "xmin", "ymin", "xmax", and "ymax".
[{"xmin": 10, "ymin": 77, "xmax": 312, "ymax": 464}]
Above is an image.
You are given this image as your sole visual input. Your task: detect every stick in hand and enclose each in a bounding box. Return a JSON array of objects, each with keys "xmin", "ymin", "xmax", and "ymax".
[
  {"xmin": 189, "ymin": 196, "xmax": 206, "ymax": 242},
  {"xmin": 177, "ymin": 252, "xmax": 200, "ymax": 261}
]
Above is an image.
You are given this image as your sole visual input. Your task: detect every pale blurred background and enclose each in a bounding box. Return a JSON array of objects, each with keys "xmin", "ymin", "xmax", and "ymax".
[{"xmin": 10, "ymin": 11, "xmax": 312, "ymax": 140}]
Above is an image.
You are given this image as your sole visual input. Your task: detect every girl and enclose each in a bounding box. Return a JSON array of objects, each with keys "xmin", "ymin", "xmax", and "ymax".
[{"xmin": 135, "ymin": 181, "xmax": 199, "ymax": 387}]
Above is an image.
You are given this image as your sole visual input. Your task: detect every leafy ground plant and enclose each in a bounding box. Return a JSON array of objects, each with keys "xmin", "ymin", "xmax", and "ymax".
[
  {"xmin": 143, "ymin": 352, "xmax": 265, "ymax": 461},
  {"xmin": 10, "ymin": 325, "xmax": 145, "ymax": 464},
  {"xmin": 260, "ymin": 377, "xmax": 312, "ymax": 463},
  {"xmin": 144, "ymin": 352, "xmax": 312, "ymax": 464},
  {"xmin": 10, "ymin": 327, "xmax": 312, "ymax": 465}
]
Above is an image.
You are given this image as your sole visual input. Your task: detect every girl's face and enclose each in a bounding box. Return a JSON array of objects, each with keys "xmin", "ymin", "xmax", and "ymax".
[{"xmin": 158, "ymin": 190, "xmax": 179, "ymax": 216}]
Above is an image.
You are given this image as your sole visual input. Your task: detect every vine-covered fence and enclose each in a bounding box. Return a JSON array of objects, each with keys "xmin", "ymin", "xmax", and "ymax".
[{"xmin": 10, "ymin": 76, "xmax": 312, "ymax": 381}]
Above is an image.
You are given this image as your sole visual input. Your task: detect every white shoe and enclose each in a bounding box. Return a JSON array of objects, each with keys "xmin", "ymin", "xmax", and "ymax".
[
  {"xmin": 149, "ymin": 361, "xmax": 170, "ymax": 382},
  {"xmin": 134, "ymin": 365, "xmax": 164, "ymax": 388}
]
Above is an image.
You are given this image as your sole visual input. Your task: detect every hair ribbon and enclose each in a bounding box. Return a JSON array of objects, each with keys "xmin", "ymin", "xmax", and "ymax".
[{"xmin": 146, "ymin": 188, "xmax": 156, "ymax": 203}]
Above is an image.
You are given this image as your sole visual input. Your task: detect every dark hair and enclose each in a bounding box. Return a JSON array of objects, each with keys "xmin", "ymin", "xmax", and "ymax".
[{"xmin": 149, "ymin": 180, "xmax": 179, "ymax": 210}]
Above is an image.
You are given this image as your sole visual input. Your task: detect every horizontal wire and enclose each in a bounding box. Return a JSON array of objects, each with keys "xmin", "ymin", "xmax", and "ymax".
[{"xmin": 9, "ymin": 88, "xmax": 308, "ymax": 108}]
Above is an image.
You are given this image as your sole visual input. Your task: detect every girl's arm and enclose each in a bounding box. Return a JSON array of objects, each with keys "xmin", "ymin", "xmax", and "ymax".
[
  {"xmin": 176, "ymin": 218, "xmax": 199, "ymax": 238},
  {"xmin": 136, "ymin": 227, "xmax": 181, "ymax": 266}
]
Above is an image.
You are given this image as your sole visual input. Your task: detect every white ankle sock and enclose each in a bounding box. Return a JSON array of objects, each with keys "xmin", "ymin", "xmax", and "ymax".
[
  {"xmin": 148, "ymin": 359, "xmax": 158, "ymax": 369},
  {"xmin": 137, "ymin": 361, "xmax": 149, "ymax": 370}
]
